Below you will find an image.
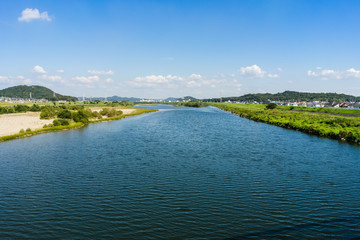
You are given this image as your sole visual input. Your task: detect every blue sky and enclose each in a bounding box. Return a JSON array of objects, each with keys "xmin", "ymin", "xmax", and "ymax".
[{"xmin": 1, "ymin": 0, "xmax": 360, "ymax": 98}]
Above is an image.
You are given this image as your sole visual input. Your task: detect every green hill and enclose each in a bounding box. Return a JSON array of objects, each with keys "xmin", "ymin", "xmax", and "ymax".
[
  {"xmin": 203, "ymin": 91, "xmax": 360, "ymax": 102},
  {"xmin": 0, "ymin": 85, "xmax": 77, "ymax": 101}
]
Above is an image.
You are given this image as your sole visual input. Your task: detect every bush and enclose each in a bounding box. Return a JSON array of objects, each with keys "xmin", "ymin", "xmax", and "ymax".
[
  {"xmin": 19, "ymin": 129, "xmax": 25, "ymax": 133},
  {"xmin": 26, "ymin": 128, "xmax": 31, "ymax": 132},
  {"xmin": 40, "ymin": 108, "xmax": 56, "ymax": 119},
  {"xmin": 72, "ymin": 110, "xmax": 90, "ymax": 123},
  {"xmin": 53, "ymin": 119, "xmax": 61, "ymax": 126},
  {"xmin": 91, "ymin": 111, "xmax": 102, "ymax": 119},
  {"xmin": 265, "ymin": 103, "xmax": 277, "ymax": 110},
  {"xmin": 43, "ymin": 124, "xmax": 48, "ymax": 128},
  {"xmin": 7, "ymin": 107, "xmax": 15, "ymax": 113},
  {"xmin": 100, "ymin": 108, "xmax": 109, "ymax": 116},
  {"xmin": 30, "ymin": 104, "xmax": 41, "ymax": 112},
  {"xmin": 14, "ymin": 105, "xmax": 29, "ymax": 113},
  {"xmin": 107, "ymin": 109, "xmax": 117, "ymax": 117},
  {"xmin": 59, "ymin": 119, "xmax": 69, "ymax": 126},
  {"xmin": 58, "ymin": 109, "xmax": 72, "ymax": 119}
]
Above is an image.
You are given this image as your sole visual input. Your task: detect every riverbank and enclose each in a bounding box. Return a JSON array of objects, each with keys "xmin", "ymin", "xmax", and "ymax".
[
  {"xmin": 0, "ymin": 108, "xmax": 156, "ymax": 143},
  {"xmin": 211, "ymin": 103, "xmax": 360, "ymax": 144}
]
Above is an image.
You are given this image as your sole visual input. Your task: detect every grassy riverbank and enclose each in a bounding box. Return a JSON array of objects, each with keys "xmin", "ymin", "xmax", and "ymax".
[
  {"xmin": 211, "ymin": 103, "xmax": 360, "ymax": 144},
  {"xmin": 0, "ymin": 108, "xmax": 156, "ymax": 143}
]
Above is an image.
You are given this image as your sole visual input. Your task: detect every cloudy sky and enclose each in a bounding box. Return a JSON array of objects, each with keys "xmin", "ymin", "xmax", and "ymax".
[{"xmin": 1, "ymin": 0, "xmax": 360, "ymax": 98}]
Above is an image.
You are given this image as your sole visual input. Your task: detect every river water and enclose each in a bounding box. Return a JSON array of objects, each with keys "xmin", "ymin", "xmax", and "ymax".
[{"xmin": 1, "ymin": 105, "xmax": 360, "ymax": 239}]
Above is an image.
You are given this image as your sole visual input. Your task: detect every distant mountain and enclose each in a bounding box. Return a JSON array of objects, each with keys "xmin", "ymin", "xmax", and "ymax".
[
  {"xmin": 107, "ymin": 96, "xmax": 142, "ymax": 102},
  {"xmin": 178, "ymin": 96, "xmax": 198, "ymax": 101},
  {"xmin": 202, "ymin": 91, "xmax": 360, "ymax": 103},
  {"xmin": 0, "ymin": 85, "xmax": 78, "ymax": 101},
  {"xmin": 164, "ymin": 97, "xmax": 179, "ymax": 102},
  {"xmin": 78, "ymin": 96, "xmax": 142, "ymax": 102}
]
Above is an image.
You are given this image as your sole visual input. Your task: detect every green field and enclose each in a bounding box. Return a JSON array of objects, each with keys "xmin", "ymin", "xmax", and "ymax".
[{"xmin": 211, "ymin": 103, "xmax": 360, "ymax": 144}]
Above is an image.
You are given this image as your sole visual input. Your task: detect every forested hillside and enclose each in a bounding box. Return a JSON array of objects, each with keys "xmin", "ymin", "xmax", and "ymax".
[{"xmin": 0, "ymin": 85, "xmax": 77, "ymax": 101}]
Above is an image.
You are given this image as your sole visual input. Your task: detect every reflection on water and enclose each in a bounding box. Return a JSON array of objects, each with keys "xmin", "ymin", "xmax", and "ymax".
[{"xmin": 1, "ymin": 105, "xmax": 360, "ymax": 239}]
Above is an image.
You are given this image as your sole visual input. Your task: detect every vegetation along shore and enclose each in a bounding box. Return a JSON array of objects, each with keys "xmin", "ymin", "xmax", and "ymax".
[
  {"xmin": 0, "ymin": 101, "xmax": 156, "ymax": 143},
  {"xmin": 208, "ymin": 103, "xmax": 360, "ymax": 144}
]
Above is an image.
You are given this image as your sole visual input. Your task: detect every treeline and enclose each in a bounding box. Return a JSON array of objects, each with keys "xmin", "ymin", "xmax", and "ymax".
[
  {"xmin": 40, "ymin": 106, "xmax": 123, "ymax": 124},
  {"xmin": 212, "ymin": 103, "xmax": 360, "ymax": 144},
  {"xmin": 0, "ymin": 100, "xmax": 133, "ymax": 115},
  {"xmin": 83, "ymin": 100, "xmax": 134, "ymax": 107},
  {"xmin": 172, "ymin": 102, "xmax": 208, "ymax": 107},
  {"xmin": 203, "ymin": 91, "xmax": 360, "ymax": 102},
  {"xmin": 0, "ymin": 104, "xmax": 43, "ymax": 114},
  {"xmin": 0, "ymin": 85, "xmax": 77, "ymax": 101}
]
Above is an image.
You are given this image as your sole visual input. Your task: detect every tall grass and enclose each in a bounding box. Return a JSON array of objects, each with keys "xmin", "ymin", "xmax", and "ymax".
[{"xmin": 211, "ymin": 103, "xmax": 360, "ymax": 144}]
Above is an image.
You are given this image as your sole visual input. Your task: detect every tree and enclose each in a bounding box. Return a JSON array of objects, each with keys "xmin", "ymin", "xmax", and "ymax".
[{"xmin": 265, "ymin": 103, "xmax": 277, "ymax": 110}]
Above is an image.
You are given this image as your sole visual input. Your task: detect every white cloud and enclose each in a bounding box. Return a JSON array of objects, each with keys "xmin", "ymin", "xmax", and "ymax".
[
  {"xmin": 88, "ymin": 70, "xmax": 114, "ymax": 75},
  {"xmin": 0, "ymin": 75, "xmax": 31, "ymax": 84},
  {"xmin": 130, "ymin": 73, "xmax": 243, "ymax": 90},
  {"xmin": 39, "ymin": 75, "xmax": 62, "ymax": 82},
  {"xmin": 23, "ymin": 79, "xmax": 32, "ymax": 84},
  {"xmin": 57, "ymin": 69, "xmax": 64, "ymax": 73},
  {"xmin": 345, "ymin": 68, "xmax": 360, "ymax": 78},
  {"xmin": 73, "ymin": 75, "xmax": 99, "ymax": 83},
  {"xmin": 186, "ymin": 80, "xmax": 202, "ymax": 88},
  {"xmin": 0, "ymin": 76, "xmax": 9, "ymax": 83},
  {"xmin": 277, "ymin": 67, "xmax": 283, "ymax": 72},
  {"xmin": 189, "ymin": 74, "xmax": 202, "ymax": 80},
  {"xmin": 32, "ymin": 65, "xmax": 46, "ymax": 73},
  {"xmin": 267, "ymin": 74, "xmax": 279, "ymax": 78},
  {"xmin": 307, "ymin": 68, "xmax": 360, "ymax": 80},
  {"xmin": 105, "ymin": 78, "xmax": 114, "ymax": 83},
  {"xmin": 133, "ymin": 75, "xmax": 183, "ymax": 87},
  {"xmin": 18, "ymin": 8, "xmax": 51, "ymax": 22},
  {"xmin": 240, "ymin": 65, "xmax": 266, "ymax": 78}
]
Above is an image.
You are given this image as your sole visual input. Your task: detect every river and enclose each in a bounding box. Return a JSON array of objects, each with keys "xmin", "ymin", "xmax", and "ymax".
[{"xmin": 1, "ymin": 105, "xmax": 360, "ymax": 239}]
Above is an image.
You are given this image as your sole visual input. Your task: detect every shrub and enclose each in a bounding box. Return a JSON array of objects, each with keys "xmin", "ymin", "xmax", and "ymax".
[
  {"xmin": 43, "ymin": 124, "xmax": 48, "ymax": 128},
  {"xmin": 26, "ymin": 128, "xmax": 31, "ymax": 132},
  {"xmin": 30, "ymin": 104, "xmax": 41, "ymax": 112},
  {"xmin": 107, "ymin": 109, "xmax": 117, "ymax": 117},
  {"xmin": 265, "ymin": 103, "xmax": 277, "ymax": 110},
  {"xmin": 40, "ymin": 108, "xmax": 56, "ymax": 119},
  {"xmin": 100, "ymin": 108, "xmax": 109, "ymax": 116},
  {"xmin": 53, "ymin": 119, "xmax": 61, "ymax": 126},
  {"xmin": 72, "ymin": 110, "xmax": 90, "ymax": 123},
  {"xmin": 19, "ymin": 129, "xmax": 25, "ymax": 133},
  {"xmin": 7, "ymin": 107, "xmax": 15, "ymax": 113},
  {"xmin": 14, "ymin": 105, "xmax": 29, "ymax": 112},
  {"xmin": 58, "ymin": 109, "xmax": 72, "ymax": 119},
  {"xmin": 59, "ymin": 119, "xmax": 69, "ymax": 126},
  {"xmin": 91, "ymin": 111, "xmax": 102, "ymax": 119}
]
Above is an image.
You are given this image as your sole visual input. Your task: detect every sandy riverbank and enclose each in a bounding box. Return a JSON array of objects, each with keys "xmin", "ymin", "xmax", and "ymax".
[
  {"xmin": 89, "ymin": 107, "xmax": 135, "ymax": 115},
  {"xmin": 0, "ymin": 108, "xmax": 136, "ymax": 137},
  {"xmin": 0, "ymin": 112, "xmax": 53, "ymax": 137}
]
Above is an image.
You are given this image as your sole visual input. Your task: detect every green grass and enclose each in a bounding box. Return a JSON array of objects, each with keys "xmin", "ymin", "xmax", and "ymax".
[
  {"xmin": 211, "ymin": 103, "xmax": 360, "ymax": 144},
  {"xmin": 278, "ymin": 105, "xmax": 360, "ymax": 115}
]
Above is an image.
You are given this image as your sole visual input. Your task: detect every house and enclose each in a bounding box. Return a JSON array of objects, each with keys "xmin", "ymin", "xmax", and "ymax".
[
  {"xmin": 340, "ymin": 102, "xmax": 351, "ymax": 108},
  {"xmin": 353, "ymin": 102, "xmax": 360, "ymax": 109},
  {"xmin": 332, "ymin": 102, "xmax": 340, "ymax": 108}
]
